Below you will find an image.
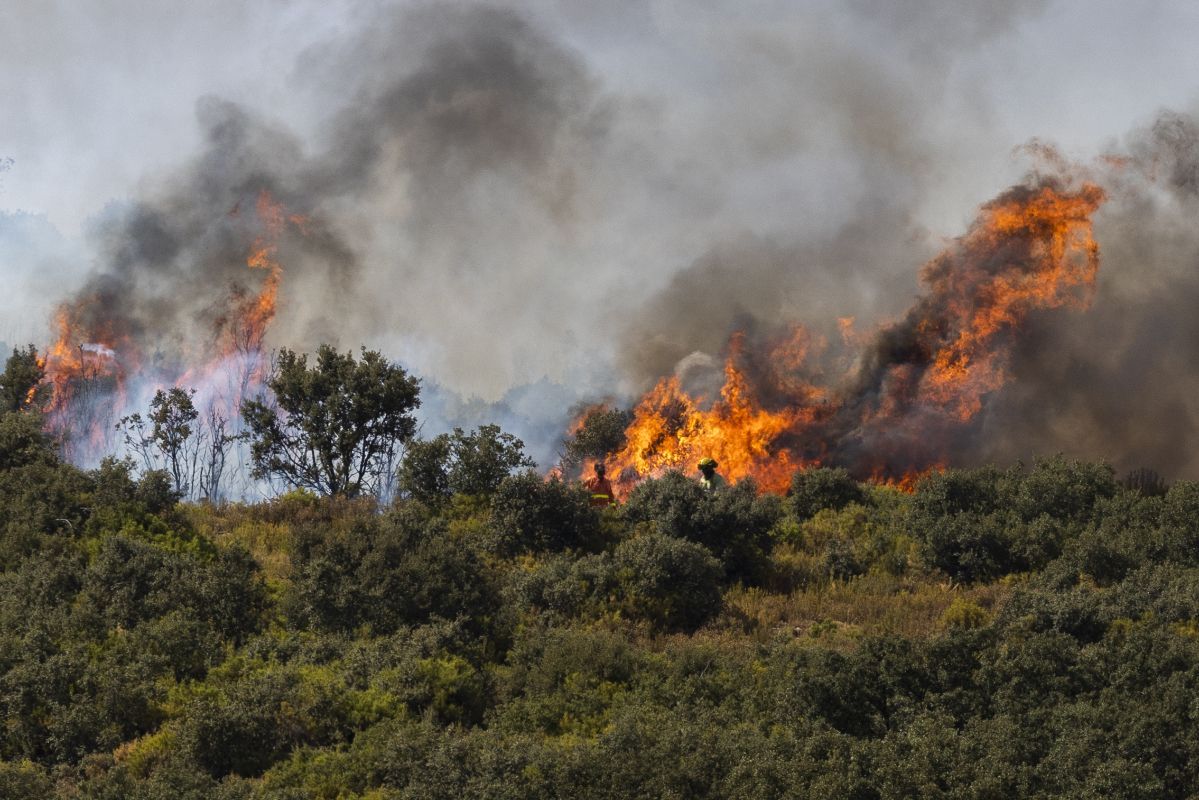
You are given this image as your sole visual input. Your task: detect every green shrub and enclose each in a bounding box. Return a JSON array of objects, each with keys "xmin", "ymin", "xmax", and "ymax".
[
  {"xmin": 178, "ymin": 671, "xmax": 325, "ymax": 778},
  {"xmin": 941, "ymin": 598, "xmax": 991, "ymax": 630},
  {"xmin": 0, "ymin": 444, "xmax": 90, "ymax": 567},
  {"xmin": 0, "ymin": 760, "xmax": 54, "ymax": 800},
  {"xmin": 505, "ymin": 552, "xmax": 619, "ymax": 623},
  {"xmin": 398, "ymin": 424, "xmax": 534, "ymax": 506},
  {"xmin": 621, "ymin": 471, "xmax": 779, "ymax": 581},
  {"xmin": 614, "ymin": 533, "xmax": 723, "ymax": 633},
  {"xmin": 286, "ymin": 515, "xmax": 497, "ymax": 635},
  {"xmin": 918, "ymin": 512, "xmax": 1013, "ymax": 584},
  {"xmin": 0, "ymin": 409, "xmax": 56, "ymax": 471},
  {"xmin": 81, "ymin": 535, "xmax": 265, "ymax": 643},
  {"xmin": 789, "ymin": 467, "xmax": 866, "ymax": 520},
  {"xmin": 488, "ymin": 471, "xmax": 600, "ymax": 554},
  {"xmin": 1010, "ymin": 455, "xmax": 1117, "ymax": 523},
  {"xmin": 912, "ymin": 466, "xmax": 1008, "ymax": 518}
]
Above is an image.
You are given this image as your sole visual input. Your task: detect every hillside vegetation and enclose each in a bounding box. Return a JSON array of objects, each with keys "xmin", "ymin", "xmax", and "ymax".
[{"xmin": 2, "ymin": 351, "xmax": 1198, "ymax": 797}]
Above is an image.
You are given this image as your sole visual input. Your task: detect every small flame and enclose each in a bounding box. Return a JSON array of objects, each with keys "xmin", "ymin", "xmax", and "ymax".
[{"xmin": 22, "ymin": 355, "xmax": 45, "ymax": 408}]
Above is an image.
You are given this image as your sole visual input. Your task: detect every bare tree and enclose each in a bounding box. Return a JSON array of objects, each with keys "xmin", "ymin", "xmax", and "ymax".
[
  {"xmin": 194, "ymin": 407, "xmax": 245, "ymax": 501},
  {"xmin": 117, "ymin": 387, "xmax": 245, "ymax": 500}
]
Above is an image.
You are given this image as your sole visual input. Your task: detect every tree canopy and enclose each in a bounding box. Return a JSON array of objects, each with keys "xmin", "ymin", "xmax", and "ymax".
[
  {"xmin": 242, "ymin": 345, "xmax": 421, "ymax": 496},
  {"xmin": 11, "ymin": 336, "xmax": 1199, "ymax": 798},
  {"xmin": 397, "ymin": 424, "xmax": 534, "ymax": 505}
]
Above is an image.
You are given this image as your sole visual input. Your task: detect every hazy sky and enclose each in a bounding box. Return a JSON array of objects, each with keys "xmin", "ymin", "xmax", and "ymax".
[
  {"xmin": 4, "ymin": 2, "xmax": 1198, "ymax": 232},
  {"xmin": 5, "ymin": 1, "xmax": 1199, "ymax": 468}
]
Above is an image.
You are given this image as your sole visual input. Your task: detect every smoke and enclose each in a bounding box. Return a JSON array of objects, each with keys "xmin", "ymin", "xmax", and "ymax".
[
  {"xmin": 44, "ymin": 1, "xmax": 1064, "ymax": 401},
  {"xmin": 617, "ymin": 108, "xmax": 1199, "ymax": 483},
  {"xmin": 42, "ymin": 4, "xmax": 624, "ymax": 402},
  {"xmin": 18, "ymin": 1, "xmax": 1199, "ymax": 478},
  {"xmin": 613, "ymin": 0, "xmax": 1054, "ymax": 388},
  {"xmin": 52, "ymin": 96, "xmax": 352, "ymax": 375},
  {"xmin": 303, "ymin": 5, "xmax": 619, "ymax": 396},
  {"xmin": 982, "ymin": 112, "xmax": 1199, "ymax": 478}
]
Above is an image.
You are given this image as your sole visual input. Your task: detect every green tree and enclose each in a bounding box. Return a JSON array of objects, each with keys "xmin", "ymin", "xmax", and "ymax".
[
  {"xmin": 398, "ymin": 424, "xmax": 534, "ymax": 505},
  {"xmin": 150, "ymin": 387, "xmax": 199, "ymax": 496},
  {"xmin": 561, "ymin": 405, "xmax": 632, "ymax": 468},
  {"xmin": 396, "ymin": 435, "xmax": 452, "ymax": 504},
  {"xmin": 0, "ymin": 345, "xmax": 46, "ymax": 413},
  {"xmin": 242, "ymin": 345, "xmax": 420, "ymax": 496}
]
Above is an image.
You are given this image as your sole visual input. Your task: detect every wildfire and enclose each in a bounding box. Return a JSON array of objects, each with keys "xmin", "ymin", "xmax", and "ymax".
[
  {"xmin": 43, "ymin": 301, "xmax": 134, "ymax": 419},
  {"xmin": 914, "ymin": 182, "xmax": 1105, "ymax": 420},
  {"xmin": 587, "ymin": 178, "xmax": 1107, "ymax": 496},
  {"xmin": 23, "ymin": 355, "xmax": 46, "ymax": 409},
  {"xmin": 180, "ymin": 190, "xmax": 310, "ymax": 405},
  {"xmin": 233, "ymin": 190, "xmax": 307, "ymax": 358},
  {"xmin": 604, "ymin": 332, "xmax": 829, "ymax": 495},
  {"xmin": 41, "ymin": 189, "xmax": 304, "ymax": 459}
]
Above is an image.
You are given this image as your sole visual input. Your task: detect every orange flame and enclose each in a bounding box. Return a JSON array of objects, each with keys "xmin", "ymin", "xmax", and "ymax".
[
  {"xmin": 605, "ymin": 332, "xmax": 829, "ymax": 496},
  {"xmin": 41, "ymin": 189, "xmax": 305, "ymax": 456},
  {"xmin": 178, "ymin": 190, "xmax": 308, "ymax": 420},
  {"xmin": 587, "ymin": 179, "xmax": 1107, "ymax": 495},
  {"xmin": 22, "ymin": 355, "xmax": 46, "ymax": 409},
  {"xmin": 231, "ymin": 191, "xmax": 293, "ymax": 355},
  {"xmin": 916, "ymin": 182, "xmax": 1104, "ymax": 420}
]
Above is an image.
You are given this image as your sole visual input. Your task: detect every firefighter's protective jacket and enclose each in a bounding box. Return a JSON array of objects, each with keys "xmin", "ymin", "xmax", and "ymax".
[{"xmin": 585, "ymin": 474, "xmax": 614, "ymax": 507}]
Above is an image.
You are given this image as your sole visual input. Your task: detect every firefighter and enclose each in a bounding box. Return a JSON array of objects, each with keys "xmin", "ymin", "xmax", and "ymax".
[
  {"xmin": 585, "ymin": 462, "xmax": 615, "ymax": 507},
  {"xmin": 698, "ymin": 457, "xmax": 726, "ymax": 492}
]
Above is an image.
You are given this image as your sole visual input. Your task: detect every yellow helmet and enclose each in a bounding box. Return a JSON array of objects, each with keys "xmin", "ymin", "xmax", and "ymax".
[{"xmin": 698, "ymin": 457, "xmax": 718, "ymax": 469}]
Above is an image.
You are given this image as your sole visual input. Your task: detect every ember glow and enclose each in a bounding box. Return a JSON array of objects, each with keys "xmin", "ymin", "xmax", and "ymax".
[{"xmin": 590, "ymin": 178, "xmax": 1107, "ymax": 496}]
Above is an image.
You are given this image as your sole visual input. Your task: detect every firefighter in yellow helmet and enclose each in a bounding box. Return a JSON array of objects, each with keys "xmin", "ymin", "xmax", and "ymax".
[
  {"xmin": 585, "ymin": 462, "xmax": 615, "ymax": 507},
  {"xmin": 698, "ymin": 457, "xmax": 726, "ymax": 492}
]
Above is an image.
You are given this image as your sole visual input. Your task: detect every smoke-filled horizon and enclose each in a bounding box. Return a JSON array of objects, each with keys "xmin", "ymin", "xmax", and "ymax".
[{"xmin": 6, "ymin": 1, "xmax": 1199, "ymax": 477}]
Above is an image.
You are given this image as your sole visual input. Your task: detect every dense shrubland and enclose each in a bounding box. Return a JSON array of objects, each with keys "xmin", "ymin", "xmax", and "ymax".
[{"xmin": 5, "ymin": 348, "xmax": 1199, "ymax": 797}]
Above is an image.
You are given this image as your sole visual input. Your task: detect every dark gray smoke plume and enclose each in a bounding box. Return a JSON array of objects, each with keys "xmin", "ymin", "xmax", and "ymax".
[
  {"xmin": 58, "ymin": 5, "xmax": 609, "ymax": 364},
  {"xmin": 982, "ymin": 112, "xmax": 1199, "ymax": 478},
  {"xmin": 63, "ymin": 97, "xmax": 354, "ymax": 368},
  {"xmin": 613, "ymin": 0, "xmax": 1057, "ymax": 389},
  {"xmin": 619, "ymin": 109, "xmax": 1199, "ymax": 482}
]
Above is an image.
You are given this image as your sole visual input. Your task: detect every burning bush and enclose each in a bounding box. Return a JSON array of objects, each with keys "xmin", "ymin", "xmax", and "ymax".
[
  {"xmin": 583, "ymin": 178, "xmax": 1107, "ymax": 494},
  {"xmin": 0, "ymin": 346, "xmax": 47, "ymax": 414},
  {"xmin": 561, "ymin": 405, "xmax": 633, "ymax": 469}
]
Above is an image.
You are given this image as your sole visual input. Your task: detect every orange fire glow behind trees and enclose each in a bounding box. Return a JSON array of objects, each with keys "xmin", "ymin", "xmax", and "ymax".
[{"xmin": 599, "ymin": 179, "xmax": 1107, "ymax": 495}]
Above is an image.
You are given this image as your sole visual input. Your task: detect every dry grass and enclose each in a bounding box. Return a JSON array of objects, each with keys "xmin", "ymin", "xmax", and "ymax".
[
  {"xmin": 719, "ymin": 573, "xmax": 1011, "ymax": 646},
  {"xmin": 184, "ymin": 503, "xmax": 292, "ymax": 581},
  {"xmin": 224, "ymin": 520, "xmax": 291, "ymax": 581}
]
